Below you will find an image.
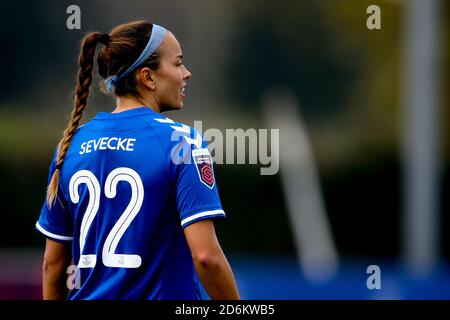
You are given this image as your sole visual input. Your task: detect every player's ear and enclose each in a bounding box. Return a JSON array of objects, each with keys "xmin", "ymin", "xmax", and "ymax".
[{"xmin": 137, "ymin": 67, "xmax": 156, "ymax": 90}]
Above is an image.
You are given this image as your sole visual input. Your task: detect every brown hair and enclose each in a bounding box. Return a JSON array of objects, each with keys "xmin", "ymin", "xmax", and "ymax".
[{"xmin": 47, "ymin": 20, "xmax": 161, "ymax": 206}]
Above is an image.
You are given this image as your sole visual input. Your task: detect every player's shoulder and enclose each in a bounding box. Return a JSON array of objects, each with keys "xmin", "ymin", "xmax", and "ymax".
[
  {"xmin": 149, "ymin": 114, "xmax": 189, "ymax": 132},
  {"xmin": 146, "ymin": 114, "xmax": 203, "ymax": 148}
]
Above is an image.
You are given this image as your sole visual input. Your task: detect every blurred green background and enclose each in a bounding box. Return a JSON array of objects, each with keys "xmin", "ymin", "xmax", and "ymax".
[{"xmin": 0, "ymin": 0, "xmax": 448, "ymax": 299}]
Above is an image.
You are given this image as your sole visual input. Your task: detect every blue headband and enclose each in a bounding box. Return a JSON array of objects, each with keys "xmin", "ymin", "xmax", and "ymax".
[{"xmin": 105, "ymin": 24, "xmax": 167, "ymax": 93}]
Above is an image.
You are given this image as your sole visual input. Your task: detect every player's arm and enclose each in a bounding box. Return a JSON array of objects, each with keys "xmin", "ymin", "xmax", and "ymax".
[
  {"xmin": 42, "ymin": 238, "xmax": 71, "ymax": 300},
  {"xmin": 184, "ymin": 220, "xmax": 240, "ymax": 300}
]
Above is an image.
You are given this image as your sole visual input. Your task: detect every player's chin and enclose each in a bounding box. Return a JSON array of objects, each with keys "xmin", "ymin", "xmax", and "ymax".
[
  {"xmin": 173, "ymin": 97, "xmax": 185, "ymax": 110},
  {"xmin": 168, "ymin": 93, "xmax": 185, "ymax": 110},
  {"xmin": 172, "ymin": 101, "xmax": 184, "ymax": 110}
]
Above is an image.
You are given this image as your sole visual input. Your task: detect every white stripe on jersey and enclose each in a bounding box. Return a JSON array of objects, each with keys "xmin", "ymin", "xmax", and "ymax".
[
  {"xmin": 181, "ymin": 209, "xmax": 225, "ymax": 227},
  {"xmin": 35, "ymin": 222, "xmax": 73, "ymax": 241}
]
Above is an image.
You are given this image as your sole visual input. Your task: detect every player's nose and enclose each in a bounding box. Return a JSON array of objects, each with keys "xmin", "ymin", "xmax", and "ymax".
[{"xmin": 183, "ymin": 65, "xmax": 191, "ymax": 80}]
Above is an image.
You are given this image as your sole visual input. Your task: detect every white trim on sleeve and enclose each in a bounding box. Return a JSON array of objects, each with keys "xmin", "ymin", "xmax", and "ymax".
[
  {"xmin": 181, "ymin": 209, "xmax": 225, "ymax": 227},
  {"xmin": 35, "ymin": 222, "xmax": 73, "ymax": 241}
]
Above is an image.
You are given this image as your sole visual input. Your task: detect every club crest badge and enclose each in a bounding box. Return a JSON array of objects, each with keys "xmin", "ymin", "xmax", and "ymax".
[{"xmin": 192, "ymin": 148, "xmax": 215, "ymax": 189}]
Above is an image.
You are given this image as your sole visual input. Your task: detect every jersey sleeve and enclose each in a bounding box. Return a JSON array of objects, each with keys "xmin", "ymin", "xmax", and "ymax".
[
  {"xmin": 35, "ymin": 148, "xmax": 74, "ymax": 242},
  {"xmin": 173, "ymin": 131, "xmax": 226, "ymax": 229}
]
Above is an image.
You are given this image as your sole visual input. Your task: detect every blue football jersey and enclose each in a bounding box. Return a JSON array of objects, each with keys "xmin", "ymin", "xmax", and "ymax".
[{"xmin": 36, "ymin": 107, "xmax": 226, "ymax": 300}]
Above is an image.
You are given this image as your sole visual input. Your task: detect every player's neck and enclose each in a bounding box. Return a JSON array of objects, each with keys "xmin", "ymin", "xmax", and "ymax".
[{"xmin": 114, "ymin": 95, "xmax": 160, "ymax": 113}]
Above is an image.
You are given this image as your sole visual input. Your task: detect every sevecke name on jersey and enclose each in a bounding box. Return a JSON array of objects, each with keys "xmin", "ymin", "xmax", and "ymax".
[{"xmin": 79, "ymin": 137, "xmax": 136, "ymax": 154}]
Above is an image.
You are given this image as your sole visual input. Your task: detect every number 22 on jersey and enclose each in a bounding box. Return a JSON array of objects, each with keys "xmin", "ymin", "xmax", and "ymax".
[{"xmin": 69, "ymin": 167, "xmax": 143, "ymax": 269}]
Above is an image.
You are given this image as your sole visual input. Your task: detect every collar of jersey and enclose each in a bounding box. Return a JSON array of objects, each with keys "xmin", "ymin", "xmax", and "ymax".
[{"xmin": 94, "ymin": 106, "xmax": 160, "ymax": 120}]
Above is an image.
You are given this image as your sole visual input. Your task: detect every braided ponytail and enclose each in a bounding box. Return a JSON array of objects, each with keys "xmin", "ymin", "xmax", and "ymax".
[{"xmin": 46, "ymin": 32, "xmax": 104, "ymax": 207}]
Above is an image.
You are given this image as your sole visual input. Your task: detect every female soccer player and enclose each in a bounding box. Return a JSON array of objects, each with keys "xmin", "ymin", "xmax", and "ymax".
[{"xmin": 35, "ymin": 20, "xmax": 240, "ymax": 300}]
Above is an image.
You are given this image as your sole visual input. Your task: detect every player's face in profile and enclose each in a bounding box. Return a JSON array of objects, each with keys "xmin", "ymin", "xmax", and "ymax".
[{"xmin": 154, "ymin": 32, "xmax": 191, "ymax": 111}]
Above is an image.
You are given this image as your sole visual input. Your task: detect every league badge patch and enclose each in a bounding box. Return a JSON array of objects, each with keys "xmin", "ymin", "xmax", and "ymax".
[{"xmin": 192, "ymin": 148, "xmax": 215, "ymax": 189}]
